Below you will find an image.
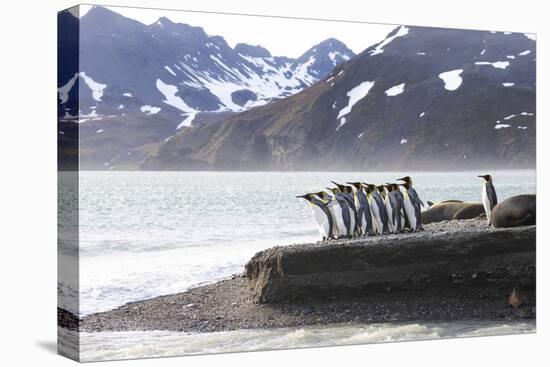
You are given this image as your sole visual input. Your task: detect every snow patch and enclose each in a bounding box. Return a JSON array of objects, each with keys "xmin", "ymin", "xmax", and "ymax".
[
  {"xmin": 118, "ymin": 104, "xmax": 124, "ymax": 109},
  {"xmin": 400, "ymin": 139, "xmax": 408, "ymax": 144},
  {"xmin": 480, "ymin": 49, "xmax": 486, "ymax": 55},
  {"xmin": 416, "ymin": 52, "xmax": 426, "ymax": 55},
  {"xmin": 123, "ymin": 93, "xmax": 133, "ymax": 97},
  {"xmin": 518, "ymin": 50, "xmax": 531, "ymax": 56},
  {"xmin": 358, "ymin": 133, "xmax": 365, "ymax": 138},
  {"xmin": 524, "ymin": 33, "xmax": 536, "ymax": 41},
  {"xmin": 419, "ymin": 112, "xmax": 425, "ymax": 118},
  {"xmin": 518, "ymin": 126, "xmax": 528, "ymax": 130},
  {"xmin": 336, "ymin": 117, "xmax": 347, "ymax": 131},
  {"xmin": 328, "ymin": 52, "xmax": 349, "ymax": 64},
  {"xmin": 337, "ymin": 81, "xmax": 375, "ymax": 119},
  {"xmin": 385, "ymin": 83, "xmax": 405, "ymax": 96},
  {"xmin": 156, "ymin": 79, "xmax": 197, "ymax": 113},
  {"xmin": 140, "ymin": 105, "xmax": 161, "ymax": 115},
  {"xmin": 504, "ymin": 114, "xmax": 516, "ymax": 120},
  {"xmin": 438, "ymin": 69, "xmax": 463, "ymax": 91},
  {"xmin": 80, "ymin": 109, "xmax": 98, "ymax": 119},
  {"xmin": 369, "ymin": 26, "xmax": 409, "ymax": 56},
  {"xmin": 79, "ymin": 72, "xmax": 107, "ymax": 101},
  {"xmin": 506, "ymin": 55, "xmax": 516, "ymax": 59},
  {"xmin": 58, "ymin": 72, "xmax": 107, "ymax": 103},
  {"xmin": 96, "ymin": 129, "xmax": 104, "ymax": 134},
  {"xmin": 475, "ymin": 61, "xmax": 510, "ymax": 69},
  {"xmin": 164, "ymin": 66, "xmax": 177, "ymax": 76},
  {"xmin": 57, "ymin": 73, "xmax": 78, "ymax": 104},
  {"xmin": 521, "ymin": 112, "xmax": 534, "ymax": 116},
  {"xmin": 502, "ymin": 82, "xmax": 515, "ymax": 87},
  {"xmin": 495, "ymin": 124, "xmax": 511, "ymax": 129},
  {"xmin": 177, "ymin": 112, "xmax": 197, "ymax": 129}
]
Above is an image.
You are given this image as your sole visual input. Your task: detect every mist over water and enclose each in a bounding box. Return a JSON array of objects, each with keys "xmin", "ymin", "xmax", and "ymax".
[{"xmin": 58, "ymin": 170, "xmax": 535, "ymax": 316}]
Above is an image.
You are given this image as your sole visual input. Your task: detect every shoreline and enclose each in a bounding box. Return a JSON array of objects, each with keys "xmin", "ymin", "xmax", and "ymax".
[
  {"xmin": 68, "ymin": 277, "xmax": 535, "ymax": 334},
  {"xmin": 61, "ymin": 219, "xmax": 536, "ymax": 334}
]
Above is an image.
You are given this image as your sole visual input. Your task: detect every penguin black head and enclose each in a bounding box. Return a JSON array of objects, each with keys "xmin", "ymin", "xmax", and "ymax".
[
  {"xmin": 326, "ymin": 187, "xmax": 339, "ymax": 194},
  {"xmin": 384, "ymin": 183, "xmax": 394, "ymax": 192},
  {"xmin": 346, "ymin": 182, "xmax": 362, "ymax": 190},
  {"xmin": 397, "ymin": 176, "xmax": 412, "ymax": 185},
  {"xmin": 399, "ymin": 181, "xmax": 411, "ymax": 190},
  {"xmin": 296, "ymin": 193, "xmax": 312, "ymax": 201},
  {"xmin": 331, "ymin": 181, "xmax": 352, "ymax": 193},
  {"xmin": 478, "ymin": 174, "xmax": 492, "ymax": 182},
  {"xmin": 314, "ymin": 191, "xmax": 328, "ymax": 200},
  {"xmin": 376, "ymin": 185, "xmax": 386, "ymax": 193}
]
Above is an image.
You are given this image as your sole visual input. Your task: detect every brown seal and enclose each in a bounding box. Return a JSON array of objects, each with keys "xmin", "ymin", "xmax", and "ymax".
[
  {"xmin": 422, "ymin": 200, "xmax": 484, "ymax": 224},
  {"xmin": 491, "ymin": 194, "xmax": 536, "ymax": 228}
]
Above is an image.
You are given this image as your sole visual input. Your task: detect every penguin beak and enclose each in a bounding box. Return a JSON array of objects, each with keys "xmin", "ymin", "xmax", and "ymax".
[
  {"xmin": 296, "ymin": 195, "xmax": 306, "ymax": 199},
  {"xmin": 396, "ymin": 177, "xmax": 406, "ymax": 181}
]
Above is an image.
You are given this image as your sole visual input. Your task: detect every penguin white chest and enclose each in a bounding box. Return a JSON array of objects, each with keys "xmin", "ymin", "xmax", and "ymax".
[
  {"xmin": 328, "ymin": 202, "xmax": 346, "ymax": 238},
  {"xmin": 403, "ymin": 193, "xmax": 417, "ymax": 230},
  {"xmin": 310, "ymin": 204, "xmax": 329, "ymax": 238},
  {"xmin": 369, "ymin": 197, "xmax": 383, "ymax": 234},
  {"xmin": 384, "ymin": 196, "xmax": 395, "ymax": 232},
  {"xmin": 482, "ymin": 185, "xmax": 491, "ymax": 223}
]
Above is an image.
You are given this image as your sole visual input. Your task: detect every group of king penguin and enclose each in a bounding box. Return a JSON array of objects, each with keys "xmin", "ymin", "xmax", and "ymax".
[{"xmin": 297, "ymin": 176, "xmax": 425, "ymax": 241}]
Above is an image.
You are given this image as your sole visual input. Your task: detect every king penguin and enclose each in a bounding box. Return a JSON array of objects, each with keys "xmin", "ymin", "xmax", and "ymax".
[
  {"xmin": 315, "ymin": 191, "xmax": 347, "ymax": 238},
  {"xmin": 387, "ymin": 183, "xmax": 405, "ymax": 233},
  {"xmin": 362, "ymin": 183, "xmax": 383, "ymax": 235},
  {"xmin": 378, "ymin": 185, "xmax": 396, "ymax": 233},
  {"xmin": 397, "ymin": 176, "xmax": 424, "ymax": 231},
  {"xmin": 347, "ymin": 182, "xmax": 375, "ymax": 236},
  {"xmin": 367, "ymin": 183, "xmax": 389, "ymax": 234},
  {"xmin": 382, "ymin": 184, "xmax": 399, "ymax": 233},
  {"xmin": 327, "ymin": 187, "xmax": 354, "ymax": 238},
  {"xmin": 332, "ymin": 181, "xmax": 361, "ymax": 236},
  {"xmin": 478, "ymin": 174, "xmax": 498, "ymax": 225},
  {"xmin": 296, "ymin": 193, "xmax": 334, "ymax": 241}
]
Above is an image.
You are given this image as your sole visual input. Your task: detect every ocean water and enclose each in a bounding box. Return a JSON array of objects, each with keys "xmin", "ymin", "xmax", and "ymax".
[
  {"xmin": 58, "ymin": 320, "xmax": 536, "ymax": 361},
  {"xmin": 58, "ymin": 170, "xmax": 536, "ymax": 316}
]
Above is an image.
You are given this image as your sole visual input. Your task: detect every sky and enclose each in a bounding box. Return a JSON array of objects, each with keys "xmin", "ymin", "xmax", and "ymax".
[{"xmin": 78, "ymin": 4, "xmax": 397, "ymax": 58}]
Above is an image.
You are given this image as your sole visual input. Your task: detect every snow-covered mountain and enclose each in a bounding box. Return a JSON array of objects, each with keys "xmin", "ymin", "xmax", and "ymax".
[
  {"xmin": 144, "ymin": 25, "xmax": 536, "ymax": 171},
  {"xmin": 58, "ymin": 6, "xmax": 354, "ymax": 129}
]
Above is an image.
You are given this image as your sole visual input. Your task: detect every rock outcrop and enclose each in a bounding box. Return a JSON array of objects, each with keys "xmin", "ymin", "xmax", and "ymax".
[{"xmin": 245, "ymin": 219, "xmax": 535, "ymax": 303}]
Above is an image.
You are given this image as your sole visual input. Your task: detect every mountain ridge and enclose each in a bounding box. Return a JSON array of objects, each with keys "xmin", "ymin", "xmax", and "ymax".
[
  {"xmin": 57, "ymin": 6, "xmax": 356, "ymax": 169},
  {"xmin": 142, "ymin": 25, "xmax": 536, "ymax": 171}
]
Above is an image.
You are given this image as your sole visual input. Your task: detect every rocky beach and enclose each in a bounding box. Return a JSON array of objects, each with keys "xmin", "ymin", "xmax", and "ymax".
[{"xmin": 60, "ymin": 219, "xmax": 536, "ymax": 334}]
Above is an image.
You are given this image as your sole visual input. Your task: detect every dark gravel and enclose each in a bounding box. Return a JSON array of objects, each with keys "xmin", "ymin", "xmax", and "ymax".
[{"xmin": 76, "ymin": 276, "xmax": 535, "ymax": 333}]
